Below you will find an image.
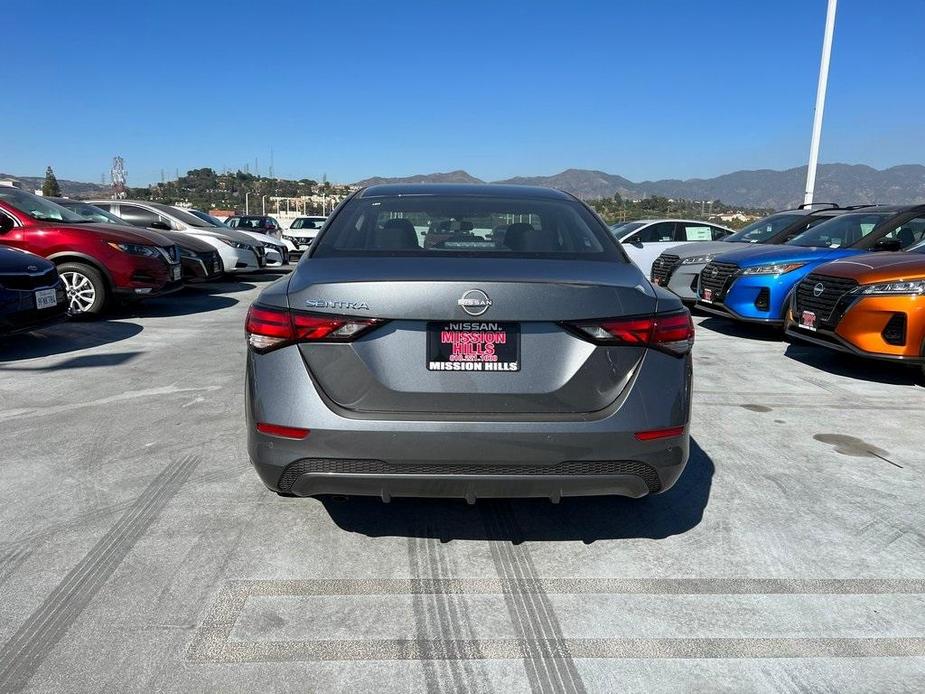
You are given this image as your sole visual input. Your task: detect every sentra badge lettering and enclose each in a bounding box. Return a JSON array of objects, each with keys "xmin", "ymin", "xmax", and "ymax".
[{"xmin": 305, "ymin": 299, "xmax": 370, "ymax": 310}]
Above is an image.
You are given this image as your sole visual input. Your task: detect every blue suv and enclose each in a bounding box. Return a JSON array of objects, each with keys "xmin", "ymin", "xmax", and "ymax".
[{"xmin": 697, "ymin": 206, "xmax": 925, "ymax": 326}]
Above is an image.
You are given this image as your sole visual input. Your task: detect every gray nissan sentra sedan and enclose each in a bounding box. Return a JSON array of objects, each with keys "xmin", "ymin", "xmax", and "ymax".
[{"xmin": 245, "ymin": 184, "xmax": 693, "ymax": 502}]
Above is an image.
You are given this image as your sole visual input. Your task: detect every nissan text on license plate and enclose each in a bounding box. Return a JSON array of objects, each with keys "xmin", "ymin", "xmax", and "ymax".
[
  {"xmin": 800, "ymin": 310, "xmax": 817, "ymax": 331},
  {"xmin": 171, "ymin": 265, "xmax": 181, "ymax": 280},
  {"xmin": 35, "ymin": 288, "xmax": 58, "ymax": 309},
  {"xmin": 427, "ymin": 321, "xmax": 520, "ymax": 372}
]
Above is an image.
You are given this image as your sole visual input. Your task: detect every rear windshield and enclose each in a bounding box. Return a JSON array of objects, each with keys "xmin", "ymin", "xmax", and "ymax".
[
  {"xmin": 788, "ymin": 212, "xmax": 891, "ymax": 248},
  {"xmin": 725, "ymin": 213, "xmax": 805, "ymax": 243},
  {"xmin": 312, "ymin": 195, "xmax": 621, "ymax": 260}
]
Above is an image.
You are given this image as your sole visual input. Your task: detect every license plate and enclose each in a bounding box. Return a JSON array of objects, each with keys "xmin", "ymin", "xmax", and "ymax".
[
  {"xmin": 35, "ymin": 288, "xmax": 57, "ymax": 309},
  {"xmin": 800, "ymin": 310, "xmax": 817, "ymax": 331},
  {"xmin": 213, "ymin": 260, "xmax": 221, "ymax": 273},
  {"xmin": 171, "ymin": 265, "xmax": 181, "ymax": 281},
  {"xmin": 702, "ymin": 288, "xmax": 713, "ymax": 303},
  {"xmin": 652, "ymin": 276, "xmax": 662, "ymax": 286},
  {"xmin": 427, "ymin": 321, "xmax": 520, "ymax": 372}
]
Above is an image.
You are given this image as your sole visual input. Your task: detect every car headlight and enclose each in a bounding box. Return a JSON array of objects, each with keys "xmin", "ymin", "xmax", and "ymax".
[
  {"xmin": 681, "ymin": 254, "xmax": 716, "ymax": 265},
  {"xmin": 858, "ymin": 279, "xmax": 925, "ymax": 295},
  {"xmin": 217, "ymin": 238, "xmax": 251, "ymax": 250},
  {"xmin": 740, "ymin": 262, "xmax": 806, "ymax": 276},
  {"xmin": 106, "ymin": 241, "xmax": 159, "ymax": 257}
]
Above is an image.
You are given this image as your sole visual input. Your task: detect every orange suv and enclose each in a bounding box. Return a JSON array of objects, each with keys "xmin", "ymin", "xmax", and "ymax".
[{"xmin": 786, "ymin": 240, "xmax": 925, "ymax": 375}]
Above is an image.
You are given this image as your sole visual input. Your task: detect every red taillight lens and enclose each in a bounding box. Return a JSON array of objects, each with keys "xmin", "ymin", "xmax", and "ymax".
[
  {"xmin": 246, "ymin": 304, "xmax": 384, "ymax": 352},
  {"xmin": 566, "ymin": 310, "xmax": 694, "ymax": 355}
]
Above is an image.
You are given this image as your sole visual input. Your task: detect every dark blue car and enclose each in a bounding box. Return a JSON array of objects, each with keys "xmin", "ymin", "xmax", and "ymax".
[
  {"xmin": 697, "ymin": 206, "xmax": 925, "ymax": 326},
  {"xmin": 0, "ymin": 246, "xmax": 67, "ymax": 336}
]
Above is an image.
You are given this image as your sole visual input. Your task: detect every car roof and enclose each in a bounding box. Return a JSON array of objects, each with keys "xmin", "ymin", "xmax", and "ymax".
[{"xmin": 358, "ymin": 183, "xmax": 573, "ymax": 200}]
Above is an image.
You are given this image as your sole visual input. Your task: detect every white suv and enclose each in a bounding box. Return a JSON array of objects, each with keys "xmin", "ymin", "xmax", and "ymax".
[{"xmin": 282, "ymin": 216, "xmax": 326, "ymax": 260}]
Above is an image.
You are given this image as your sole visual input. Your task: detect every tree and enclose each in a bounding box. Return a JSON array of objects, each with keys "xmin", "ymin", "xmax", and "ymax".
[{"xmin": 42, "ymin": 166, "xmax": 61, "ymax": 197}]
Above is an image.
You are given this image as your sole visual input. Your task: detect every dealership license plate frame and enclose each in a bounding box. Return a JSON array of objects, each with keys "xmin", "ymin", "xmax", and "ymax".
[
  {"xmin": 702, "ymin": 288, "xmax": 713, "ymax": 303},
  {"xmin": 426, "ymin": 321, "xmax": 520, "ymax": 372},
  {"xmin": 34, "ymin": 288, "xmax": 58, "ymax": 310}
]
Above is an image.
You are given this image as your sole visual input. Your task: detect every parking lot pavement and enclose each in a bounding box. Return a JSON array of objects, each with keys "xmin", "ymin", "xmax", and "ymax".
[{"xmin": 0, "ymin": 274, "xmax": 923, "ymax": 692}]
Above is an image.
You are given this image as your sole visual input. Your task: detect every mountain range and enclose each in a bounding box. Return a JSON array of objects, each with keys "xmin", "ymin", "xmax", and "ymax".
[
  {"xmin": 0, "ymin": 173, "xmax": 110, "ymax": 198},
  {"xmin": 355, "ymin": 164, "xmax": 925, "ymax": 209}
]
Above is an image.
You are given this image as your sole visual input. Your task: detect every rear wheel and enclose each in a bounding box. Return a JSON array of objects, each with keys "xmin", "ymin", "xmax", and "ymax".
[{"xmin": 57, "ymin": 262, "xmax": 107, "ymax": 317}]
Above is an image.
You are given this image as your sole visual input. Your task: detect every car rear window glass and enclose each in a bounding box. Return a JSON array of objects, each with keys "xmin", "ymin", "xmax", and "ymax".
[{"xmin": 312, "ymin": 196, "xmax": 621, "ymax": 260}]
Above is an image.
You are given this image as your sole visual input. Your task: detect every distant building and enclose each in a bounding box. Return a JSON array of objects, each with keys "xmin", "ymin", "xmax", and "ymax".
[{"xmin": 0, "ymin": 178, "xmax": 25, "ymax": 189}]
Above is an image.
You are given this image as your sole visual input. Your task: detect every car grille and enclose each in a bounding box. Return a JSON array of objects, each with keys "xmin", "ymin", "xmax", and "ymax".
[
  {"xmin": 278, "ymin": 459, "xmax": 662, "ymax": 494},
  {"xmin": 0, "ymin": 268, "xmax": 59, "ymax": 290},
  {"xmin": 794, "ymin": 273, "xmax": 859, "ymax": 328},
  {"xmin": 651, "ymin": 253, "xmax": 681, "ymax": 285},
  {"xmin": 700, "ymin": 261, "xmax": 739, "ymax": 301}
]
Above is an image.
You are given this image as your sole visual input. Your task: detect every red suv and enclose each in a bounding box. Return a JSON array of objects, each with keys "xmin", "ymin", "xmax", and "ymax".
[{"xmin": 0, "ymin": 188, "xmax": 182, "ymax": 316}]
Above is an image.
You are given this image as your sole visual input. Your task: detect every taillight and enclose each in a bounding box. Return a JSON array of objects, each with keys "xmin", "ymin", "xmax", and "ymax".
[
  {"xmin": 245, "ymin": 304, "xmax": 384, "ymax": 353},
  {"xmin": 565, "ymin": 310, "xmax": 694, "ymax": 355}
]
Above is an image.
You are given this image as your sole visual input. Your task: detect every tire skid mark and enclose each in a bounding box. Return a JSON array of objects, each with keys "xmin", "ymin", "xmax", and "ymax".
[
  {"xmin": 0, "ymin": 454, "xmax": 199, "ymax": 693},
  {"xmin": 407, "ymin": 534, "xmax": 488, "ymax": 693},
  {"xmin": 0, "ymin": 545, "xmax": 31, "ymax": 590},
  {"xmin": 482, "ymin": 503, "xmax": 586, "ymax": 694}
]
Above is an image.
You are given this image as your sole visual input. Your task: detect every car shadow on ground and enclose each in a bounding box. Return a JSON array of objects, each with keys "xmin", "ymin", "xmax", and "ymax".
[
  {"xmin": 111, "ymin": 291, "xmax": 238, "ymax": 318},
  {"xmin": 319, "ymin": 440, "xmax": 714, "ymax": 543},
  {"xmin": 0, "ymin": 320, "xmax": 143, "ymax": 362},
  {"xmin": 695, "ymin": 316, "xmax": 784, "ymax": 342},
  {"xmin": 784, "ymin": 342, "xmax": 923, "ymax": 386}
]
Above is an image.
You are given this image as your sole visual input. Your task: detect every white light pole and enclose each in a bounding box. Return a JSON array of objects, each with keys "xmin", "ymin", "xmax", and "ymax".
[
  {"xmin": 803, "ymin": 0, "xmax": 838, "ymax": 206},
  {"xmin": 245, "ymin": 192, "xmax": 251, "ymax": 214}
]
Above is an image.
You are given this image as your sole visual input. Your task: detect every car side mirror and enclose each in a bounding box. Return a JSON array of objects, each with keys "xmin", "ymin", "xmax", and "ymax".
[
  {"xmin": 624, "ymin": 236, "xmax": 643, "ymax": 247},
  {"xmin": 873, "ymin": 237, "xmax": 902, "ymax": 252},
  {"xmin": 150, "ymin": 220, "xmax": 171, "ymax": 231},
  {"xmin": 0, "ymin": 216, "xmax": 13, "ymax": 233}
]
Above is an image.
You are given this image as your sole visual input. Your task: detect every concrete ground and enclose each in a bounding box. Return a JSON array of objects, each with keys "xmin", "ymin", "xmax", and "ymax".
[{"xmin": 0, "ymin": 271, "xmax": 923, "ymax": 693}]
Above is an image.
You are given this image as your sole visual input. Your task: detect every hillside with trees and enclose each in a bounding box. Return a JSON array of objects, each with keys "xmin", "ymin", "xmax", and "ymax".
[{"xmin": 121, "ymin": 168, "xmax": 352, "ymax": 214}]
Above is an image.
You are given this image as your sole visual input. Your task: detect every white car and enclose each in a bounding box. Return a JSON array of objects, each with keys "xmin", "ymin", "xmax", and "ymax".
[
  {"xmin": 89, "ymin": 200, "xmax": 266, "ymax": 273},
  {"xmin": 281, "ymin": 216, "xmax": 326, "ymax": 260},
  {"xmin": 611, "ymin": 218, "xmax": 734, "ymax": 277},
  {"xmin": 176, "ymin": 208, "xmax": 287, "ymax": 267}
]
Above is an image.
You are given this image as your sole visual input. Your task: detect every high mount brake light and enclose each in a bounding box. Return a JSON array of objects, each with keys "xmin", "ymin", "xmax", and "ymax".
[
  {"xmin": 565, "ymin": 311, "xmax": 694, "ymax": 355},
  {"xmin": 245, "ymin": 305, "xmax": 384, "ymax": 352}
]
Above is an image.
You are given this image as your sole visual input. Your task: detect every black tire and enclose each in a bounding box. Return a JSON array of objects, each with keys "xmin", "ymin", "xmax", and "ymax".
[{"xmin": 56, "ymin": 261, "xmax": 108, "ymax": 317}]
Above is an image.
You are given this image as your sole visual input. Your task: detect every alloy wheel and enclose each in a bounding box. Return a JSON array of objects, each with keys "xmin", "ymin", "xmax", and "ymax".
[{"xmin": 61, "ymin": 271, "xmax": 96, "ymax": 314}]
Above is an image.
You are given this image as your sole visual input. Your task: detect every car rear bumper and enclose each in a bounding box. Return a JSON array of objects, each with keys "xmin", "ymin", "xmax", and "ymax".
[{"xmin": 245, "ymin": 346, "xmax": 692, "ymax": 500}]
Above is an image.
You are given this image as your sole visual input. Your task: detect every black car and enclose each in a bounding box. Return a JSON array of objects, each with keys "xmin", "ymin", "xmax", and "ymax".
[
  {"xmin": 0, "ymin": 246, "xmax": 67, "ymax": 335},
  {"xmin": 51, "ymin": 199, "xmax": 223, "ymax": 282}
]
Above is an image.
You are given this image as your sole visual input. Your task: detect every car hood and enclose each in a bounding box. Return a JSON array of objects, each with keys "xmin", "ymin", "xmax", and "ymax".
[
  {"xmin": 234, "ymin": 229, "xmax": 280, "ymax": 245},
  {"xmin": 811, "ymin": 252, "xmax": 925, "ymax": 283},
  {"xmin": 186, "ymin": 226, "xmax": 259, "ymax": 245},
  {"xmin": 48, "ymin": 222, "xmax": 174, "ymax": 247},
  {"xmin": 714, "ymin": 244, "xmax": 864, "ymax": 268},
  {"xmin": 153, "ymin": 230, "xmax": 218, "ymax": 253},
  {"xmin": 666, "ymin": 240, "xmax": 739, "ymax": 259},
  {"xmin": 0, "ymin": 246, "xmax": 55, "ymax": 273}
]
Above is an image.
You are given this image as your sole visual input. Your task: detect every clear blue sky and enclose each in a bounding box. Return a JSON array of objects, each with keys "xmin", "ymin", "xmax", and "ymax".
[{"xmin": 4, "ymin": 0, "xmax": 923, "ymax": 185}]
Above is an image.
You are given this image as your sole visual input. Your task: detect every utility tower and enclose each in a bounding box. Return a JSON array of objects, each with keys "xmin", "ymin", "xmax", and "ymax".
[{"xmin": 111, "ymin": 156, "xmax": 127, "ymax": 199}]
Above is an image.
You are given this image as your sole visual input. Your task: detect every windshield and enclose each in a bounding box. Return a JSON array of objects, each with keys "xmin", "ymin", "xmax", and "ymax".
[
  {"xmin": 186, "ymin": 209, "xmax": 227, "ymax": 227},
  {"xmin": 724, "ymin": 213, "xmax": 805, "ymax": 243},
  {"xmin": 313, "ymin": 195, "xmax": 619, "ymax": 260},
  {"xmin": 150, "ymin": 203, "xmax": 212, "ymax": 227},
  {"xmin": 58, "ymin": 201, "xmax": 125, "ymax": 225},
  {"xmin": 236, "ymin": 216, "xmax": 273, "ymax": 229},
  {"xmin": 788, "ymin": 212, "xmax": 891, "ymax": 248},
  {"xmin": 610, "ymin": 221, "xmax": 645, "ymax": 240},
  {"xmin": 0, "ymin": 188, "xmax": 90, "ymax": 223}
]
